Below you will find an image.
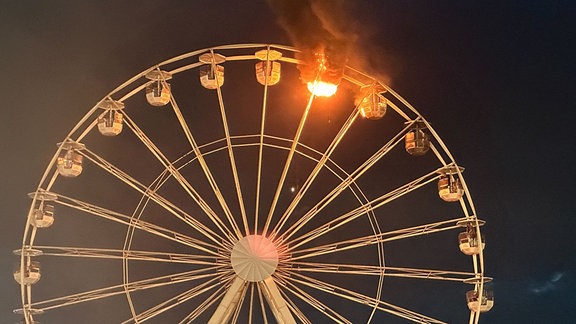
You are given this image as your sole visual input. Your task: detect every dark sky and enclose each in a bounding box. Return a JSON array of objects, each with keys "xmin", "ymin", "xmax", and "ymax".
[{"xmin": 1, "ymin": 1, "xmax": 575, "ymax": 323}]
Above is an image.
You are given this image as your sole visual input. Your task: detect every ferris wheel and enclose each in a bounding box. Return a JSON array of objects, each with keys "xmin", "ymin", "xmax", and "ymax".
[{"xmin": 14, "ymin": 44, "xmax": 493, "ymax": 323}]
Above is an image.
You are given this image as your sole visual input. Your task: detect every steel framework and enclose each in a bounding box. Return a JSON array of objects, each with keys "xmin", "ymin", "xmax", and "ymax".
[{"xmin": 16, "ymin": 44, "xmax": 490, "ymax": 323}]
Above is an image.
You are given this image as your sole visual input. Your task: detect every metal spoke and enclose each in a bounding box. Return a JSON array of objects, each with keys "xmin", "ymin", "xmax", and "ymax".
[
  {"xmin": 276, "ymin": 275, "xmax": 351, "ymax": 323},
  {"xmin": 78, "ymin": 149, "xmax": 227, "ymax": 249},
  {"xmin": 51, "ymin": 192, "xmax": 222, "ymax": 256},
  {"xmin": 280, "ymin": 271, "xmax": 446, "ymax": 324},
  {"xmin": 290, "ymin": 218, "xmax": 466, "ymax": 261},
  {"xmin": 35, "ymin": 246, "xmax": 219, "ymax": 266},
  {"xmin": 262, "ymin": 91, "xmax": 316, "ymax": 236},
  {"xmin": 29, "ymin": 266, "xmax": 224, "ymax": 312},
  {"xmin": 276, "ymin": 287, "xmax": 312, "ymax": 324},
  {"xmin": 254, "ymin": 47, "xmax": 274, "ymax": 236},
  {"xmin": 279, "ymin": 121, "xmax": 415, "ymax": 244},
  {"xmin": 256, "ymin": 283, "xmax": 270, "ymax": 324},
  {"xmin": 289, "ymin": 262, "xmax": 478, "ymax": 282},
  {"xmin": 286, "ymin": 169, "xmax": 440, "ymax": 253},
  {"xmin": 178, "ymin": 284, "xmax": 229, "ymax": 324},
  {"xmin": 248, "ymin": 283, "xmax": 255, "ymax": 324},
  {"xmin": 210, "ymin": 49, "xmax": 250, "ymax": 237},
  {"xmin": 123, "ymin": 272, "xmax": 230, "ymax": 323},
  {"xmin": 123, "ymin": 112, "xmax": 236, "ymax": 242},
  {"xmin": 270, "ymin": 106, "xmax": 360, "ymax": 240},
  {"xmin": 168, "ymin": 82, "xmax": 243, "ymax": 240}
]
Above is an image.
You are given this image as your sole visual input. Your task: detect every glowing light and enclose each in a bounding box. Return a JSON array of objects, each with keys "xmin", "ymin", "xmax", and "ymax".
[{"xmin": 307, "ymin": 80, "xmax": 338, "ymax": 97}]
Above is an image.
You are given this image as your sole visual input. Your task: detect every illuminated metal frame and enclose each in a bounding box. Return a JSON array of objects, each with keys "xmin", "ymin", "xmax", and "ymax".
[{"xmin": 16, "ymin": 44, "xmax": 490, "ymax": 324}]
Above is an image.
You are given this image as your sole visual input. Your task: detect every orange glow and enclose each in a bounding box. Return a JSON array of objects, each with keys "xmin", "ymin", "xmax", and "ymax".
[{"xmin": 307, "ymin": 80, "xmax": 338, "ymax": 97}]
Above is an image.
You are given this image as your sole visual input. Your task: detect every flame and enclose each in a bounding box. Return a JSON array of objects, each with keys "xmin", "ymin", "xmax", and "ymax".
[{"xmin": 307, "ymin": 80, "xmax": 338, "ymax": 97}]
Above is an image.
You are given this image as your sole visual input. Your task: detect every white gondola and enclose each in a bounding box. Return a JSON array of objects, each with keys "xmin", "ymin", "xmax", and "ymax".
[
  {"xmin": 255, "ymin": 49, "xmax": 282, "ymax": 86},
  {"xmin": 97, "ymin": 110, "xmax": 124, "ymax": 136},
  {"xmin": 466, "ymin": 288, "xmax": 494, "ymax": 312},
  {"xmin": 145, "ymin": 69, "xmax": 172, "ymax": 106},
  {"xmin": 56, "ymin": 141, "xmax": 85, "ymax": 177},
  {"xmin": 457, "ymin": 219, "xmax": 487, "ymax": 255},
  {"xmin": 97, "ymin": 99, "xmax": 124, "ymax": 136},
  {"xmin": 356, "ymin": 84, "xmax": 387, "ymax": 120},
  {"xmin": 57, "ymin": 151, "xmax": 83, "ymax": 177},
  {"xmin": 437, "ymin": 166, "xmax": 464, "ymax": 202},
  {"xmin": 199, "ymin": 53, "xmax": 225, "ymax": 89},
  {"xmin": 97, "ymin": 99, "xmax": 124, "ymax": 135},
  {"xmin": 13, "ymin": 261, "xmax": 41, "ymax": 285},
  {"xmin": 405, "ymin": 121, "xmax": 430, "ymax": 156},
  {"xmin": 458, "ymin": 230, "xmax": 486, "ymax": 255},
  {"xmin": 27, "ymin": 190, "xmax": 57, "ymax": 228},
  {"xmin": 30, "ymin": 204, "xmax": 55, "ymax": 228}
]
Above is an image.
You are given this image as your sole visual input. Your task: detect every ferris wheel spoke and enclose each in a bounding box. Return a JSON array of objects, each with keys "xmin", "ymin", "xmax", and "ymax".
[
  {"xmin": 262, "ymin": 92, "xmax": 316, "ymax": 235},
  {"xmin": 290, "ymin": 217, "xmax": 467, "ymax": 261},
  {"xmin": 123, "ymin": 272, "xmax": 229, "ymax": 323},
  {"xmin": 283, "ymin": 271, "xmax": 446, "ymax": 324},
  {"xmin": 212, "ymin": 60, "xmax": 251, "ymax": 237},
  {"xmin": 78, "ymin": 149, "xmax": 228, "ymax": 247},
  {"xmin": 178, "ymin": 283, "xmax": 229, "ymax": 324},
  {"xmin": 279, "ymin": 121, "xmax": 414, "ymax": 243},
  {"xmin": 289, "ymin": 262, "xmax": 477, "ymax": 282},
  {"xmin": 277, "ymin": 288, "xmax": 312, "ymax": 324},
  {"xmin": 256, "ymin": 283, "xmax": 270, "ymax": 324},
  {"xmin": 169, "ymin": 89, "xmax": 243, "ymax": 240},
  {"xmin": 34, "ymin": 246, "xmax": 221, "ymax": 266},
  {"xmin": 247, "ymin": 283, "xmax": 255, "ymax": 324},
  {"xmin": 254, "ymin": 54, "xmax": 272, "ymax": 236},
  {"xmin": 286, "ymin": 169, "xmax": 440, "ymax": 252},
  {"xmin": 275, "ymin": 274, "xmax": 351, "ymax": 323},
  {"xmin": 30, "ymin": 266, "xmax": 223, "ymax": 312},
  {"xmin": 271, "ymin": 108, "xmax": 360, "ymax": 240},
  {"xmin": 122, "ymin": 113, "xmax": 237, "ymax": 242},
  {"xmin": 51, "ymin": 193, "xmax": 222, "ymax": 255}
]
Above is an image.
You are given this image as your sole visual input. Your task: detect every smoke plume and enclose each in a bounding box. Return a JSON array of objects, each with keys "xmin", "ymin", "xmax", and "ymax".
[{"xmin": 267, "ymin": 0, "xmax": 357, "ymax": 83}]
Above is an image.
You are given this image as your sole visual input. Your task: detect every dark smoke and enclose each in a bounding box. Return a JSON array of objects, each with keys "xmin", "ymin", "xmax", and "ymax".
[{"xmin": 267, "ymin": 0, "xmax": 357, "ymax": 83}]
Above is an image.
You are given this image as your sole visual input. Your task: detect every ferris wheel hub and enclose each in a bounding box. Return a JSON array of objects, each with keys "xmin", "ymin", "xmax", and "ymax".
[{"xmin": 231, "ymin": 235, "xmax": 279, "ymax": 282}]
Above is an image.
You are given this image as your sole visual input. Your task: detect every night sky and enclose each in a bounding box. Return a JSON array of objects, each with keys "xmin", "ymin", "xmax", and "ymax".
[{"xmin": 1, "ymin": 1, "xmax": 575, "ymax": 323}]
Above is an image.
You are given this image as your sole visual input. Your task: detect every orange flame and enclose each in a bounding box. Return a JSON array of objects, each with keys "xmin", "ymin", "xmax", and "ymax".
[{"xmin": 307, "ymin": 80, "xmax": 338, "ymax": 97}]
